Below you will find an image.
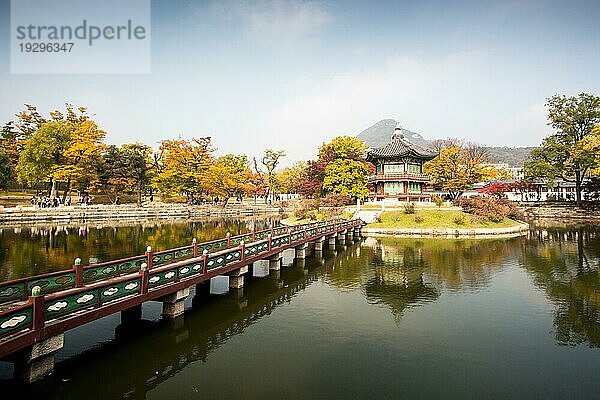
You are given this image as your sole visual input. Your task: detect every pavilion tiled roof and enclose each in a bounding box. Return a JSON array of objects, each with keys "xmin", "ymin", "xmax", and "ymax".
[{"xmin": 367, "ymin": 127, "xmax": 438, "ymax": 161}]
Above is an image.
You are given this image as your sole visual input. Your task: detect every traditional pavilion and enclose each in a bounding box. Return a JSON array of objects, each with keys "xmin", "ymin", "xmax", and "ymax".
[{"xmin": 366, "ymin": 123, "xmax": 438, "ymax": 202}]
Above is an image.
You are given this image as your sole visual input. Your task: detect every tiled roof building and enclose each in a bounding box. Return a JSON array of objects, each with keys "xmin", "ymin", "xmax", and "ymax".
[{"xmin": 366, "ymin": 123, "xmax": 438, "ymax": 201}]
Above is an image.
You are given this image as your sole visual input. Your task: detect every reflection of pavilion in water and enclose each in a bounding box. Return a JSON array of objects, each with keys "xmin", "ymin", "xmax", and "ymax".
[
  {"xmin": 6, "ymin": 244, "xmax": 360, "ymax": 399},
  {"xmin": 363, "ymin": 238, "xmax": 439, "ymax": 322}
]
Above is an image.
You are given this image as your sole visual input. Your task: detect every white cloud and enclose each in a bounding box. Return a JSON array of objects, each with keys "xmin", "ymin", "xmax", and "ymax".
[
  {"xmin": 206, "ymin": 0, "xmax": 333, "ymax": 43},
  {"xmin": 253, "ymin": 50, "xmax": 552, "ymax": 164}
]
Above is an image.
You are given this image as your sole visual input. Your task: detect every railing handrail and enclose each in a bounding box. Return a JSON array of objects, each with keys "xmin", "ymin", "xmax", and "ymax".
[{"xmin": 369, "ymin": 172, "xmax": 431, "ymax": 179}]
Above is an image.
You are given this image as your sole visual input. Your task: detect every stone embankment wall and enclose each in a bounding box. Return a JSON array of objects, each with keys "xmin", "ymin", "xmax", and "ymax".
[
  {"xmin": 363, "ymin": 221, "xmax": 530, "ymax": 238},
  {"xmin": 0, "ymin": 204, "xmax": 282, "ymax": 226},
  {"xmin": 520, "ymin": 205, "xmax": 600, "ymax": 220}
]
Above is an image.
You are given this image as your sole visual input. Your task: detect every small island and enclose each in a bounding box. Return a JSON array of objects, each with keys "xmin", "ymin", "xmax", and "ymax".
[{"xmin": 362, "ymin": 206, "xmax": 529, "ymax": 238}]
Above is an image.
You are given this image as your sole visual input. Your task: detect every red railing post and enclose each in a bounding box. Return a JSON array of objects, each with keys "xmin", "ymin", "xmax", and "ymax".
[
  {"xmin": 268, "ymin": 234, "xmax": 272, "ymax": 252},
  {"xmin": 73, "ymin": 257, "xmax": 84, "ymax": 287},
  {"xmin": 145, "ymin": 246, "xmax": 153, "ymax": 270},
  {"xmin": 270, "ymin": 226, "xmax": 274, "ymax": 237},
  {"xmin": 226, "ymin": 232, "xmax": 231, "ymax": 248},
  {"xmin": 201, "ymin": 250, "xmax": 208, "ymax": 274},
  {"xmin": 192, "ymin": 238, "xmax": 198, "ymax": 258},
  {"xmin": 251, "ymin": 228, "xmax": 256, "ymax": 241},
  {"xmin": 30, "ymin": 287, "xmax": 45, "ymax": 340},
  {"xmin": 240, "ymin": 241, "xmax": 246, "ymax": 262},
  {"xmin": 140, "ymin": 262, "xmax": 149, "ymax": 295}
]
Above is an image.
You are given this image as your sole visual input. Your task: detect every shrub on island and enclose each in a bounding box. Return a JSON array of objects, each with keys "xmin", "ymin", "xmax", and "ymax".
[{"xmin": 455, "ymin": 196, "xmax": 523, "ymax": 222}]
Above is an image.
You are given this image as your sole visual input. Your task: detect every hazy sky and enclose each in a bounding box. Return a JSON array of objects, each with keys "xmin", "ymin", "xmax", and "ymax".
[{"xmin": 1, "ymin": 0, "xmax": 599, "ymax": 164}]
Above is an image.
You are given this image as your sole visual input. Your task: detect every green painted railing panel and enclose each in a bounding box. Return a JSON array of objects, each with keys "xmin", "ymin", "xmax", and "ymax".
[
  {"xmin": 117, "ymin": 256, "xmax": 147, "ymax": 274},
  {"xmin": 197, "ymin": 239, "xmax": 228, "ymax": 254},
  {"xmin": 45, "ymin": 289, "xmax": 99, "ymax": 319},
  {"xmin": 0, "ymin": 306, "xmax": 33, "ymax": 338},
  {"xmin": 291, "ymin": 232, "xmax": 304, "ymax": 241},
  {"xmin": 230, "ymin": 234, "xmax": 252, "ymax": 246},
  {"xmin": 29, "ymin": 272, "xmax": 76, "ymax": 295},
  {"xmin": 206, "ymin": 249, "xmax": 242, "ymax": 270},
  {"xmin": 272, "ymin": 235, "xmax": 290, "ymax": 248},
  {"xmin": 273, "ymin": 227, "xmax": 288, "ymax": 236},
  {"xmin": 178, "ymin": 261, "xmax": 204, "ymax": 279},
  {"xmin": 245, "ymin": 242, "xmax": 269, "ymax": 256},
  {"xmin": 255, "ymin": 231, "xmax": 270, "ymax": 240},
  {"xmin": 99, "ymin": 278, "xmax": 142, "ymax": 303},
  {"xmin": 153, "ymin": 246, "xmax": 194, "ymax": 266},
  {"xmin": 148, "ymin": 267, "xmax": 179, "ymax": 288},
  {"xmin": 0, "ymin": 282, "xmax": 26, "ymax": 304}
]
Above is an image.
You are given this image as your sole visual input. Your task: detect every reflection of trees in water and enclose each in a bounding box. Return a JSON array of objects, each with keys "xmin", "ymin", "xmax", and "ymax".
[
  {"xmin": 522, "ymin": 226, "xmax": 600, "ymax": 347},
  {"xmin": 0, "ymin": 217, "xmax": 278, "ymax": 282}
]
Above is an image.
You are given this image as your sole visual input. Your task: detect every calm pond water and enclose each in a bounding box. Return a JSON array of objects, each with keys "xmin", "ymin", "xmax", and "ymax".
[{"xmin": 1, "ymin": 220, "xmax": 600, "ymax": 399}]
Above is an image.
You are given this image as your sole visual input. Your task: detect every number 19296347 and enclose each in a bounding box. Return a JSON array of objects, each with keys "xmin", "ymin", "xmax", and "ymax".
[{"xmin": 19, "ymin": 42, "xmax": 74, "ymax": 52}]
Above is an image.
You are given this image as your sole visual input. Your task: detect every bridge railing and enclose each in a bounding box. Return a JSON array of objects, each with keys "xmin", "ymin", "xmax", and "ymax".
[
  {"xmin": 0, "ymin": 218, "xmax": 363, "ymax": 349},
  {"xmin": 0, "ymin": 219, "xmax": 353, "ymax": 306}
]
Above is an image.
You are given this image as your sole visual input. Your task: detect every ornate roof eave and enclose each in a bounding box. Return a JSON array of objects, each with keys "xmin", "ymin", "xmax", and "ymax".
[
  {"xmin": 366, "ymin": 123, "xmax": 438, "ymax": 161},
  {"xmin": 367, "ymin": 150, "xmax": 437, "ymax": 162}
]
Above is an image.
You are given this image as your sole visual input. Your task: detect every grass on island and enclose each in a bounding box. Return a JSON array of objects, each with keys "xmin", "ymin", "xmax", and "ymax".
[
  {"xmin": 282, "ymin": 210, "xmax": 354, "ymax": 225},
  {"xmin": 368, "ymin": 209, "xmax": 521, "ymax": 229}
]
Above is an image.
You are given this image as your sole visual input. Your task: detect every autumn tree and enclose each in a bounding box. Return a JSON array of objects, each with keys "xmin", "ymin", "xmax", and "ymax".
[
  {"xmin": 205, "ymin": 154, "xmax": 250, "ymax": 205},
  {"xmin": 5, "ymin": 104, "xmax": 92, "ymax": 191},
  {"xmin": 424, "ymin": 143, "xmax": 494, "ymax": 200},
  {"xmin": 253, "ymin": 149, "xmax": 285, "ymax": 202},
  {"xmin": 16, "ymin": 120, "xmax": 75, "ymax": 193},
  {"xmin": 301, "ymin": 136, "xmax": 370, "ymax": 199},
  {"xmin": 100, "ymin": 143, "xmax": 154, "ymax": 206},
  {"xmin": 153, "ymin": 137, "xmax": 214, "ymax": 202},
  {"xmin": 53, "ymin": 120, "xmax": 105, "ymax": 200},
  {"xmin": 0, "ymin": 149, "xmax": 9, "ymax": 190},
  {"xmin": 525, "ymin": 93, "xmax": 600, "ymax": 206},
  {"xmin": 277, "ymin": 162, "xmax": 306, "ymax": 194}
]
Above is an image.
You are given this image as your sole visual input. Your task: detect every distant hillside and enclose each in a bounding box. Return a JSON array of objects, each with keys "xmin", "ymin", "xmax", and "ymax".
[
  {"xmin": 357, "ymin": 119, "xmax": 535, "ymax": 167},
  {"xmin": 485, "ymin": 146, "xmax": 535, "ymax": 167},
  {"xmin": 357, "ymin": 119, "xmax": 429, "ymax": 148}
]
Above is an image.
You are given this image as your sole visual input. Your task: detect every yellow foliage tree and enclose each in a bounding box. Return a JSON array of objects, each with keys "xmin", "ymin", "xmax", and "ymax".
[{"xmin": 423, "ymin": 145, "xmax": 488, "ymax": 200}]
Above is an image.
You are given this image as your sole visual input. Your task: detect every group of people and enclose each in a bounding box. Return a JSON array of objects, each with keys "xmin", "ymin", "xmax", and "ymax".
[{"xmin": 29, "ymin": 194, "xmax": 93, "ymax": 208}]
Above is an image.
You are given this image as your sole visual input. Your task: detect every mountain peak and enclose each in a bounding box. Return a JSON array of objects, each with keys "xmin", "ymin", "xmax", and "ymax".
[{"xmin": 357, "ymin": 119, "xmax": 430, "ymax": 148}]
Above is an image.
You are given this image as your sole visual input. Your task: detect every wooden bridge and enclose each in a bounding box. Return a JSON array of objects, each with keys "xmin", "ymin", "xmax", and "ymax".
[{"xmin": 0, "ymin": 218, "xmax": 364, "ymax": 382}]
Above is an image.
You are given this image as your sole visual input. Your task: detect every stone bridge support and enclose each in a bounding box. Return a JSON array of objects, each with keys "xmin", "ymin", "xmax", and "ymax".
[
  {"xmin": 228, "ymin": 265, "xmax": 249, "ymax": 289},
  {"xmin": 313, "ymin": 236, "xmax": 325, "ymax": 252},
  {"xmin": 345, "ymin": 229, "xmax": 354, "ymax": 242},
  {"xmin": 295, "ymin": 243, "xmax": 308, "ymax": 259},
  {"xmin": 269, "ymin": 252, "xmax": 283, "ymax": 271},
  {"xmin": 337, "ymin": 230, "xmax": 347, "ymax": 245},
  {"xmin": 9, "ymin": 334, "xmax": 64, "ymax": 383},
  {"xmin": 160, "ymin": 287, "xmax": 190, "ymax": 319},
  {"xmin": 327, "ymin": 234, "xmax": 336, "ymax": 249},
  {"xmin": 353, "ymin": 227, "xmax": 362, "ymax": 240}
]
